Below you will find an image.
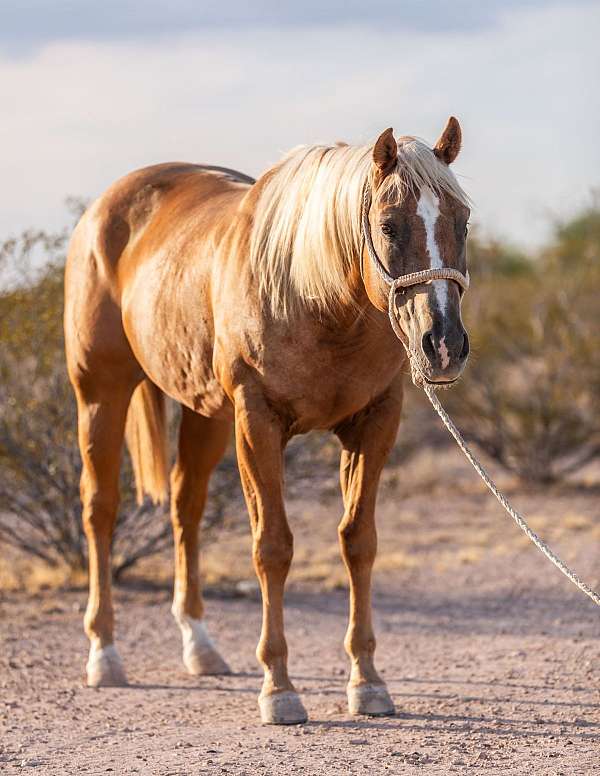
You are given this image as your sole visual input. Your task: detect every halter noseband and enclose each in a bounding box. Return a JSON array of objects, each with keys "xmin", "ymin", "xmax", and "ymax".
[{"xmin": 360, "ymin": 180, "xmax": 470, "ymax": 382}]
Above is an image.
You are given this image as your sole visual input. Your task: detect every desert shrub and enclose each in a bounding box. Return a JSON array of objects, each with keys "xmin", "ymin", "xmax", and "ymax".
[
  {"xmin": 445, "ymin": 211, "xmax": 600, "ymax": 483},
  {"xmin": 466, "ymin": 228, "xmax": 533, "ymax": 280},
  {"xmin": 547, "ymin": 190, "xmax": 600, "ymax": 270},
  {"xmin": 0, "ymin": 352, "xmax": 176, "ymax": 578},
  {"xmin": 0, "ymin": 226, "xmax": 241, "ymax": 580}
]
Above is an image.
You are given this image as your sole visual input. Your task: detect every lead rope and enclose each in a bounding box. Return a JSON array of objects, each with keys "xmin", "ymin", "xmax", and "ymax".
[
  {"xmin": 362, "ymin": 178, "xmax": 600, "ymax": 607},
  {"xmin": 385, "ymin": 264, "xmax": 600, "ymax": 609},
  {"xmin": 421, "ymin": 376, "xmax": 600, "ymax": 607}
]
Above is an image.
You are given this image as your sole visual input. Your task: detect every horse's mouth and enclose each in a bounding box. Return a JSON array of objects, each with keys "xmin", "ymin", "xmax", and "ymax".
[
  {"xmin": 423, "ymin": 375, "xmax": 458, "ymax": 387},
  {"xmin": 404, "ymin": 343, "xmax": 463, "ymax": 389}
]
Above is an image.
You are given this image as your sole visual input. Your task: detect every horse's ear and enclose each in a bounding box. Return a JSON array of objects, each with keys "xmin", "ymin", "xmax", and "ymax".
[
  {"xmin": 372, "ymin": 128, "xmax": 397, "ymax": 174},
  {"xmin": 433, "ymin": 116, "xmax": 462, "ymax": 165}
]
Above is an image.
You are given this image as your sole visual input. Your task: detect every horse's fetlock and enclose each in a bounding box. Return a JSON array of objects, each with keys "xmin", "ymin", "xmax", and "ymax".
[
  {"xmin": 256, "ymin": 639, "xmax": 287, "ymax": 668},
  {"xmin": 84, "ymin": 609, "xmax": 113, "ymax": 642},
  {"xmin": 345, "ymin": 629, "xmax": 376, "ymax": 658}
]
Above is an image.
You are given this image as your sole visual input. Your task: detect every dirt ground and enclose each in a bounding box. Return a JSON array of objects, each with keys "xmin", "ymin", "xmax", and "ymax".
[{"xmin": 1, "ymin": 447, "xmax": 599, "ymax": 775}]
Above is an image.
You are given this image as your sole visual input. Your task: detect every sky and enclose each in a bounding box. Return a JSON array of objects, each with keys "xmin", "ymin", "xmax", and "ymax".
[{"xmin": 1, "ymin": 0, "xmax": 598, "ymax": 248}]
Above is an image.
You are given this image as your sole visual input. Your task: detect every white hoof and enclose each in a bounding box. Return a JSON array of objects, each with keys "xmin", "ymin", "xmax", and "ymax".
[
  {"xmin": 347, "ymin": 683, "xmax": 395, "ymax": 716},
  {"xmin": 174, "ymin": 614, "xmax": 231, "ymax": 676},
  {"xmin": 258, "ymin": 691, "xmax": 308, "ymax": 725},
  {"xmin": 86, "ymin": 644, "xmax": 127, "ymax": 687},
  {"xmin": 183, "ymin": 644, "xmax": 231, "ymax": 676}
]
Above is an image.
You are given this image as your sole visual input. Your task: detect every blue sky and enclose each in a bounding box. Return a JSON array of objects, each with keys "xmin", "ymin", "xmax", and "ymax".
[
  {"xmin": 0, "ymin": 1, "xmax": 598, "ymax": 246},
  {"xmin": 1, "ymin": 1, "xmax": 569, "ymax": 45}
]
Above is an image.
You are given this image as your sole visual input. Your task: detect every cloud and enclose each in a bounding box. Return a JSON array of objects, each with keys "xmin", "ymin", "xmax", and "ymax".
[
  {"xmin": 0, "ymin": 1, "xmax": 598, "ymax": 246},
  {"xmin": 1, "ymin": 1, "xmax": 574, "ymax": 52}
]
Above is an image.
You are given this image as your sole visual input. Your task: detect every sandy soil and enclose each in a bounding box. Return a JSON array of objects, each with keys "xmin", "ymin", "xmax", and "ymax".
[{"xmin": 1, "ymin": 447, "xmax": 599, "ymax": 775}]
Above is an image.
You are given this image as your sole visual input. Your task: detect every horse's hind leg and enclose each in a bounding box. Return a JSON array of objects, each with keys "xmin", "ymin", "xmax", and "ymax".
[
  {"xmin": 73, "ymin": 378, "xmax": 138, "ymax": 687},
  {"xmin": 170, "ymin": 407, "xmax": 231, "ymax": 675},
  {"xmin": 335, "ymin": 379, "xmax": 403, "ymax": 716}
]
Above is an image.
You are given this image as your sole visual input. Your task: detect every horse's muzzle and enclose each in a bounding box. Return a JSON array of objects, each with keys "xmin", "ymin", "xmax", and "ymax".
[{"xmin": 420, "ymin": 325, "xmax": 469, "ymax": 383}]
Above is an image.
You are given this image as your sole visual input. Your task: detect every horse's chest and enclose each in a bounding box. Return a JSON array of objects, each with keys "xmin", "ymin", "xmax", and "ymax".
[{"xmin": 263, "ymin": 338, "xmax": 405, "ymax": 431}]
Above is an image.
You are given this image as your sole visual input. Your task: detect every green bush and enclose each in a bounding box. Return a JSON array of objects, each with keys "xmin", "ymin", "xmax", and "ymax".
[{"xmin": 445, "ymin": 205, "xmax": 600, "ymax": 483}]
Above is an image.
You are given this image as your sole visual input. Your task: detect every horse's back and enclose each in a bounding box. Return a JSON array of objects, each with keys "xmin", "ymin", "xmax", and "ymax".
[
  {"xmin": 70, "ymin": 162, "xmax": 253, "ymax": 273},
  {"xmin": 64, "ymin": 162, "xmax": 253, "ymax": 384}
]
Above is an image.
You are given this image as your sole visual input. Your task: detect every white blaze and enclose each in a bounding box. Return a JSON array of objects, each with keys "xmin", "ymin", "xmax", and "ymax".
[
  {"xmin": 438, "ymin": 336, "xmax": 450, "ymax": 369},
  {"xmin": 416, "ymin": 186, "xmax": 448, "ymax": 316}
]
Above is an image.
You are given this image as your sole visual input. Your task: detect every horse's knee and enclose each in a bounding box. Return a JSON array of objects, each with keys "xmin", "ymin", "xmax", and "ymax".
[
  {"xmin": 170, "ymin": 468, "xmax": 209, "ymax": 525},
  {"xmin": 81, "ymin": 487, "xmax": 119, "ymax": 534},
  {"xmin": 253, "ymin": 530, "xmax": 294, "ymax": 575},
  {"xmin": 338, "ymin": 515, "xmax": 377, "ymax": 565}
]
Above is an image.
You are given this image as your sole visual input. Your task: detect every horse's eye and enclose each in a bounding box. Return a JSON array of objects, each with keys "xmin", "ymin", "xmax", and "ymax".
[{"xmin": 380, "ymin": 223, "xmax": 395, "ymax": 238}]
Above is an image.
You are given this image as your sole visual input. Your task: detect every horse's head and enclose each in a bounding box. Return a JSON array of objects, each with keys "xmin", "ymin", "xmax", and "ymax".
[{"xmin": 362, "ymin": 118, "xmax": 470, "ymax": 385}]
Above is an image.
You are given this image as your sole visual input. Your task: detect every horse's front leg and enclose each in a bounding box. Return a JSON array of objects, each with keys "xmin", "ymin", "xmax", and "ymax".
[
  {"xmin": 234, "ymin": 386, "xmax": 307, "ymax": 725},
  {"xmin": 335, "ymin": 379, "xmax": 403, "ymax": 716}
]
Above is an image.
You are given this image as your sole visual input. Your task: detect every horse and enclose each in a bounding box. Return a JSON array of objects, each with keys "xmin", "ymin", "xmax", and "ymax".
[{"xmin": 64, "ymin": 116, "xmax": 471, "ymax": 724}]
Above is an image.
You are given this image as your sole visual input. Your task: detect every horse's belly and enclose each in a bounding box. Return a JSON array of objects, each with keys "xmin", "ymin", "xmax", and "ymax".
[
  {"xmin": 121, "ymin": 258, "xmax": 232, "ymax": 420},
  {"xmin": 148, "ymin": 348, "xmax": 232, "ymax": 420}
]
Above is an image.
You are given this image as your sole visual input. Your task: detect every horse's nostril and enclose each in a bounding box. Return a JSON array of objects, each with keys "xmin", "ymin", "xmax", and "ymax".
[
  {"xmin": 421, "ymin": 331, "xmax": 436, "ymax": 363},
  {"xmin": 460, "ymin": 331, "xmax": 470, "ymax": 360}
]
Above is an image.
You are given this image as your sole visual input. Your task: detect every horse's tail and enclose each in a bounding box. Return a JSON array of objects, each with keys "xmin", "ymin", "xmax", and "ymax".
[{"xmin": 125, "ymin": 380, "xmax": 169, "ymax": 504}]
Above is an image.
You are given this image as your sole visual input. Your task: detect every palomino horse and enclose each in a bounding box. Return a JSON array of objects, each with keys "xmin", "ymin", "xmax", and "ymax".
[{"xmin": 64, "ymin": 117, "xmax": 470, "ymax": 724}]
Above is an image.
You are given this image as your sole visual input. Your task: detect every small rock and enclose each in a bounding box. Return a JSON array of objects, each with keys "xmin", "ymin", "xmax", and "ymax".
[{"xmin": 235, "ymin": 580, "xmax": 260, "ymax": 598}]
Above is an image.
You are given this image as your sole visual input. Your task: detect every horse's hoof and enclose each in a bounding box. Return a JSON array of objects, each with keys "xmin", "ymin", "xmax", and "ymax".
[
  {"xmin": 86, "ymin": 644, "xmax": 127, "ymax": 687},
  {"xmin": 174, "ymin": 614, "xmax": 231, "ymax": 675},
  {"xmin": 258, "ymin": 691, "xmax": 308, "ymax": 725},
  {"xmin": 184, "ymin": 646, "xmax": 231, "ymax": 676},
  {"xmin": 347, "ymin": 683, "xmax": 395, "ymax": 716}
]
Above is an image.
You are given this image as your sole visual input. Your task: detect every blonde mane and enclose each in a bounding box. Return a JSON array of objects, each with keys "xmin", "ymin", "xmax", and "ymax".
[{"xmin": 249, "ymin": 136, "xmax": 470, "ymax": 318}]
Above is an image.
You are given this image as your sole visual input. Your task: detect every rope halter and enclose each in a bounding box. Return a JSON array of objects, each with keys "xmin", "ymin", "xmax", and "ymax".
[{"xmin": 361, "ymin": 180, "xmax": 469, "ymax": 385}]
